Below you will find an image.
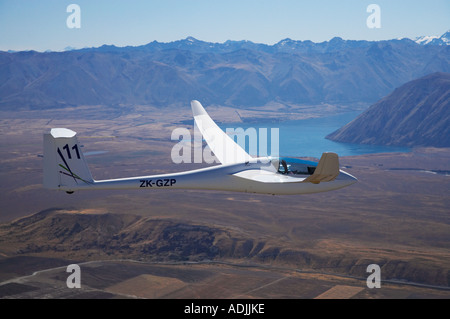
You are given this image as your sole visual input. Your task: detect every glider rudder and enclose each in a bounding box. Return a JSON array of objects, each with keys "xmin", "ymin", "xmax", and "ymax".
[{"xmin": 43, "ymin": 128, "xmax": 94, "ymax": 193}]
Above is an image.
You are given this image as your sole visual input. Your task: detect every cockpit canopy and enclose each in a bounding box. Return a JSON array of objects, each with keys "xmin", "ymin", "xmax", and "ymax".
[{"xmin": 271, "ymin": 157, "xmax": 317, "ymax": 175}]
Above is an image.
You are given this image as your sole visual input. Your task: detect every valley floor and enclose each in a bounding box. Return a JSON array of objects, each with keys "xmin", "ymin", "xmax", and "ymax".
[{"xmin": 0, "ymin": 106, "xmax": 449, "ymax": 298}]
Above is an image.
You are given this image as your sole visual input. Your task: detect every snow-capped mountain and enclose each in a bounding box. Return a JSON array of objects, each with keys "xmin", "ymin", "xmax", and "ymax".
[
  {"xmin": 415, "ymin": 30, "xmax": 450, "ymax": 45},
  {"xmin": 414, "ymin": 35, "xmax": 439, "ymax": 45}
]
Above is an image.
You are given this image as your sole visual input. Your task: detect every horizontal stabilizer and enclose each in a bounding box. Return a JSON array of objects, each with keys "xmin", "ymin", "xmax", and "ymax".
[{"xmin": 303, "ymin": 152, "xmax": 339, "ymax": 184}]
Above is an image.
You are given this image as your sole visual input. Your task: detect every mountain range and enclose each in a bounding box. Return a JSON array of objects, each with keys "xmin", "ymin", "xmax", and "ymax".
[
  {"xmin": 1, "ymin": 32, "xmax": 449, "ymax": 110},
  {"xmin": 58, "ymin": 30, "xmax": 450, "ymax": 52},
  {"xmin": 326, "ymin": 72, "xmax": 450, "ymax": 147}
]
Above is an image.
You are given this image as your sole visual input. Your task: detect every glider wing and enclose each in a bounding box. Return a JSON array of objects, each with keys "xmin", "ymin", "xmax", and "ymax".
[{"xmin": 191, "ymin": 100, "xmax": 252, "ymax": 165}]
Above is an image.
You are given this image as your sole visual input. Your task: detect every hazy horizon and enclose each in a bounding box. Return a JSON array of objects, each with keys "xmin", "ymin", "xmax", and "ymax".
[{"xmin": 1, "ymin": 0, "xmax": 449, "ymax": 52}]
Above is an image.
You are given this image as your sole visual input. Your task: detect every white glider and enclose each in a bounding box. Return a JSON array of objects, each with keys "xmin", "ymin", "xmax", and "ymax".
[{"xmin": 43, "ymin": 100, "xmax": 356, "ymax": 195}]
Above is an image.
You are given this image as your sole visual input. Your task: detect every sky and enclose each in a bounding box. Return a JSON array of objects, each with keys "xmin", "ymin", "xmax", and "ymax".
[{"xmin": 0, "ymin": 0, "xmax": 449, "ymax": 51}]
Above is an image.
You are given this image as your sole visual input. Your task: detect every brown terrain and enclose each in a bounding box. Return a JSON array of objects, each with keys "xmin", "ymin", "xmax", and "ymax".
[{"xmin": 0, "ymin": 105, "xmax": 449, "ymax": 299}]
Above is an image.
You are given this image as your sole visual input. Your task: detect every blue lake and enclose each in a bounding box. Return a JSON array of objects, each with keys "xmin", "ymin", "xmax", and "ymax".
[{"xmin": 219, "ymin": 112, "xmax": 410, "ymax": 159}]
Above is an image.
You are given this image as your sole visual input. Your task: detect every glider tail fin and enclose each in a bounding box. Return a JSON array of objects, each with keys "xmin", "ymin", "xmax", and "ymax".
[
  {"xmin": 43, "ymin": 128, "xmax": 94, "ymax": 192},
  {"xmin": 303, "ymin": 152, "xmax": 340, "ymax": 184}
]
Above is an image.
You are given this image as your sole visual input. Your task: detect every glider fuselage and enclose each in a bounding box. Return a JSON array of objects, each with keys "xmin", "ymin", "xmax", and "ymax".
[{"xmin": 69, "ymin": 157, "xmax": 356, "ymax": 195}]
